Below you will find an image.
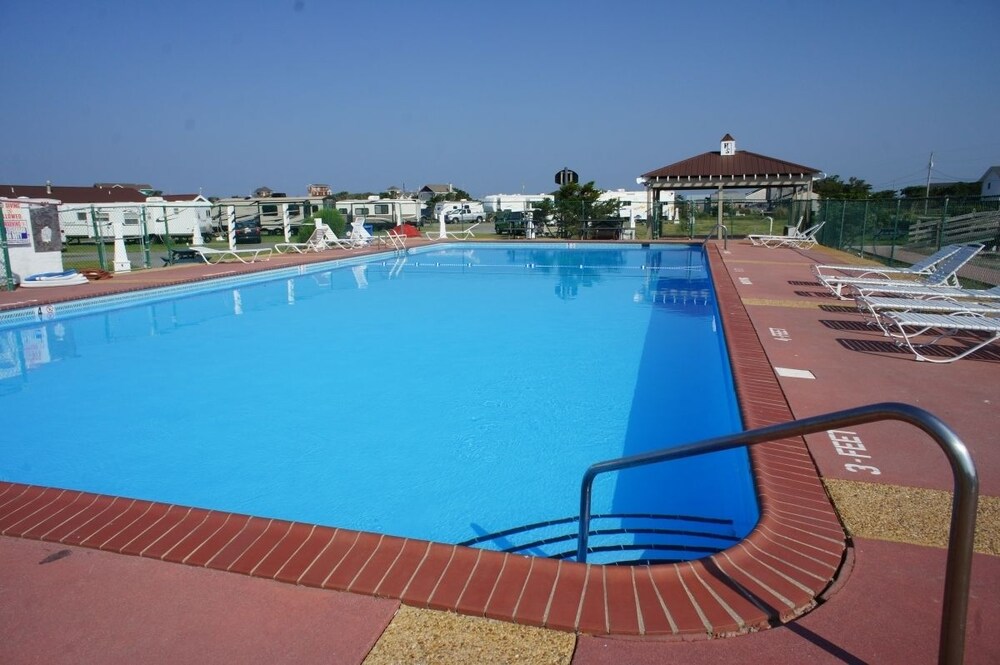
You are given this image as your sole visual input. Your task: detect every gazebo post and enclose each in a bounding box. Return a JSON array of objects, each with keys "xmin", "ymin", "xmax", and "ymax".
[{"xmin": 717, "ymin": 184, "xmax": 724, "ymax": 239}]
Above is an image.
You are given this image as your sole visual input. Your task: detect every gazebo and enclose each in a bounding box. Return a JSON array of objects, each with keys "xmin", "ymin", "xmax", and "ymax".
[{"xmin": 639, "ymin": 134, "xmax": 822, "ymax": 238}]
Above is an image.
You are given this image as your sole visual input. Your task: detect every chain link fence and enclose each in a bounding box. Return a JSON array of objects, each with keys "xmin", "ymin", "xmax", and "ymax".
[
  {"xmin": 811, "ymin": 197, "xmax": 1000, "ymax": 287},
  {"xmin": 0, "ymin": 200, "xmax": 322, "ymax": 285}
]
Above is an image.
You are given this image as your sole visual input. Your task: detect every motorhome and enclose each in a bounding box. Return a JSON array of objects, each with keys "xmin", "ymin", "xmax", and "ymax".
[{"xmin": 335, "ymin": 198, "xmax": 422, "ymax": 228}]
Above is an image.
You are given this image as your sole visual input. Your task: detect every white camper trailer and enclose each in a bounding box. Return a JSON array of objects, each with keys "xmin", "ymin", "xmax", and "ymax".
[
  {"xmin": 482, "ymin": 193, "xmax": 554, "ymax": 214},
  {"xmin": 598, "ymin": 189, "xmax": 652, "ymax": 221},
  {"xmin": 60, "ymin": 197, "xmax": 214, "ymax": 241},
  {"xmin": 335, "ymin": 198, "xmax": 422, "ymax": 227},
  {"xmin": 433, "ymin": 200, "xmax": 484, "ymax": 218},
  {"xmin": 213, "ymin": 195, "xmax": 324, "ymax": 235}
]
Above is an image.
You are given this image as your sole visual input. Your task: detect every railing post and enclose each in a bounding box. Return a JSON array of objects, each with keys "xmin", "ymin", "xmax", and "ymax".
[{"xmin": 576, "ymin": 403, "xmax": 977, "ymax": 665}]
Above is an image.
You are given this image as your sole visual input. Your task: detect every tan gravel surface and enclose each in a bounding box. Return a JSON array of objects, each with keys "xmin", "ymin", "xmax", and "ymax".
[
  {"xmin": 824, "ymin": 478, "xmax": 999, "ymax": 555},
  {"xmin": 364, "ymin": 606, "xmax": 575, "ymax": 665}
]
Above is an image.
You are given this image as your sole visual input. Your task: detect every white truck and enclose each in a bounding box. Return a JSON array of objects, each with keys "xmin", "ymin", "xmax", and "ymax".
[{"xmin": 444, "ymin": 203, "xmax": 486, "ymax": 224}]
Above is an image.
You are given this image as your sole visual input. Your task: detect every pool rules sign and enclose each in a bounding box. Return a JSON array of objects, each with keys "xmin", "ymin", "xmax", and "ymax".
[{"xmin": 555, "ymin": 168, "xmax": 578, "ymax": 186}]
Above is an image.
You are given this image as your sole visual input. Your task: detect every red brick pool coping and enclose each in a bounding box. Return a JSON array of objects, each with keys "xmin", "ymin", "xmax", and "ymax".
[{"xmin": 0, "ymin": 242, "xmax": 846, "ymax": 637}]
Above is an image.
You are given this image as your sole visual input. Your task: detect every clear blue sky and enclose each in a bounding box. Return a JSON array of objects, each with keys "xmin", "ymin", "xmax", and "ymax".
[{"xmin": 3, "ymin": 0, "xmax": 998, "ymax": 198}]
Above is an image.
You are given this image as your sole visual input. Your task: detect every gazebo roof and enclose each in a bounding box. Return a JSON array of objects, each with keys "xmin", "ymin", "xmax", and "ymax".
[{"xmin": 641, "ymin": 149, "xmax": 821, "ymax": 190}]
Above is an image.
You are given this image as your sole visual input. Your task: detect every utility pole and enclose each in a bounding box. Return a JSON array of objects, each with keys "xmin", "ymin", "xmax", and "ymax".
[{"xmin": 924, "ymin": 152, "xmax": 934, "ymax": 214}]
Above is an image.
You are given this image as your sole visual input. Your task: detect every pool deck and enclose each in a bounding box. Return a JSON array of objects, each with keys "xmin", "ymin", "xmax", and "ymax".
[{"xmin": 1, "ymin": 239, "xmax": 997, "ymax": 664}]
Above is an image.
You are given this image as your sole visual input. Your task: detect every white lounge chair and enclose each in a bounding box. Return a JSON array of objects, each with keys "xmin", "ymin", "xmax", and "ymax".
[
  {"xmin": 188, "ymin": 245, "xmax": 273, "ymax": 264},
  {"xmin": 854, "ymin": 283, "xmax": 1000, "ymax": 301},
  {"xmin": 812, "ymin": 244, "xmax": 964, "ymax": 280},
  {"xmin": 274, "ymin": 226, "xmax": 328, "ymax": 254},
  {"xmin": 748, "ymin": 221, "xmax": 824, "ymax": 249},
  {"xmin": 446, "ymin": 221, "xmax": 481, "ymax": 240},
  {"xmin": 853, "ymin": 290, "xmax": 1000, "ymax": 335},
  {"xmin": 881, "ymin": 310, "xmax": 1000, "ymax": 363},
  {"xmin": 320, "ymin": 228, "xmax": 360, "ymax": 250},
  {"xmin": 424, "ymin": 222, "xmax": 482, "ymax": 241},
  {"xmin": 749, "ymin": 216, "xmax": 802, "ymax": 246},
  {"xmin": 348, "ymin": 220, "xmax": 378, "ymax": 248},
  {"xmin": 818, "ymin": 243, "xmax": 983, "ymax": 299}
]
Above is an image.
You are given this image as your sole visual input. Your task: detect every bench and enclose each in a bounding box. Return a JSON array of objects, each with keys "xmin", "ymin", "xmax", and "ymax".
[{"xmin": 162, "ymin": 247, "xmax": 201, "ymax": 266}]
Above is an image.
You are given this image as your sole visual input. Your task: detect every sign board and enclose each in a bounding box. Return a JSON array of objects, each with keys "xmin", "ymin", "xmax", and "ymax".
[
  {"xmin": 555, "ymin": 168, "xmax": 578, "ymax": 186},
  {"xmin": 1, "ymin": 199, "xmax": 31, "ymax": 246}
]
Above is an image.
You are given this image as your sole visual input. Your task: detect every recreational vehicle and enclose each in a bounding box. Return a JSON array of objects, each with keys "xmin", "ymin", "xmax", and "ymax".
[
  {"xmin": 433, "ymin": 200, "xmax": 484, "ymax": 219},
  {"xmin": 212, "ymin": 195, "xmax": 324, "ymax": 235},
  {"xmin": 60, "ymin": 197, "xmax": 214, "ymax": 241},
  {"xmin": 482, "ymin": 194, "xmax": 554, "ymax": 214},
  {"xmin": 598, "ymin": 189, "xmax": 652, "ymax": 221},
  {"xmin": 335, "ymin": 198, "xmax": 422, "ymax": 228}
]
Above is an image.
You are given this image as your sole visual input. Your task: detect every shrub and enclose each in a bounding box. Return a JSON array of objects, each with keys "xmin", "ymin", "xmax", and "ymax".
[{"xmin": 296, "ymin": 208, "xmax": 346, "ymax": 242}]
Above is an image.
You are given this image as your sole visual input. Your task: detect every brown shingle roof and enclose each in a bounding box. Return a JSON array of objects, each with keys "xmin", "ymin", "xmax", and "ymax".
[
  {"xmin": 643, "ymin": 150, "xmax": 820, "ymax": 179},
  {"xmin": 0, "ymin": 184, "xmax": 147, "ymax": 204}
]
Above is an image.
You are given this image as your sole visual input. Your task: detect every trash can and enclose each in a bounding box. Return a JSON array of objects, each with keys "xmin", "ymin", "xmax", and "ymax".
[
  {"xmin": 364, "ymin": 223, "xmax": 374, "ymax": 235},
  {"xmin": 785, "ymin": 225, "xmax": 798, "ymax": 236}
]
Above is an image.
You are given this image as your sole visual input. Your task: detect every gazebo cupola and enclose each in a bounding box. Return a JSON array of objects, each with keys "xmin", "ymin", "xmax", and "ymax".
[{"xmin": 720, "ymin": 134, "xmax": 736, "ymax": 156}]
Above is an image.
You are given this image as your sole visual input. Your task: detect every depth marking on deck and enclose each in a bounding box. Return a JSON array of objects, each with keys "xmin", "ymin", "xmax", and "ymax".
[
  {"xmin": 774, "ymin": 367, "xmax": 816, "ymax": 379},
  {"xmin": 742, "ymin": 298, "xmax": 827, "ymax": 309},
  {"xmin": 738, "ymin": 277, "xmax": 753, "ymax": 285}
]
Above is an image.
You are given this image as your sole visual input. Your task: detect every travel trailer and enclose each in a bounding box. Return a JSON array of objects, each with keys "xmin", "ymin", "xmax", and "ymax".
[
  {"xmin": 60, "ymin": 196, "xmax": 214, "ymax": 241},
  {"xmin": 335, "ymin": 198, "xmax": 422, "ymax": 227},
  {"xmin": 482, "ymin": 193, "xmax": 554, "ymax": 214},
  {"xmin": 212, "ymin": 195, "xmax": 324, "ymax": 235}
]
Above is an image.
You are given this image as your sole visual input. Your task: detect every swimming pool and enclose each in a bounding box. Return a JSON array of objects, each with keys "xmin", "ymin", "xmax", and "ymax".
[{"xmin": 0, "ymin": 243, "xmax": 757, "ymax": 564}]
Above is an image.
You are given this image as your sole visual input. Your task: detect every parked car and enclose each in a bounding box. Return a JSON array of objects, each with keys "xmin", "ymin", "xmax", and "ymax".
[{"xmin": 233, "ymin": 217, "xmax": 262, "ymax": 244}]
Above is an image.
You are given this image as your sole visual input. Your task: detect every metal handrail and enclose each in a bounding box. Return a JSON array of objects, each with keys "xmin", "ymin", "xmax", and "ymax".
[
  {"xmin": 577, "ymin": 402, "xmax": 978, "ymax": 665},
  {"xmin": 702, "ymin": 223, "xmax": 729, "ymax": 250}
]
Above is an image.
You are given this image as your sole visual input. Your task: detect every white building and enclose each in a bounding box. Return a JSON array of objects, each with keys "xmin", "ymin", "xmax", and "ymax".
[{"xmin": 980, "ymin": 166, "xmax": 1000, "ymax": 200}]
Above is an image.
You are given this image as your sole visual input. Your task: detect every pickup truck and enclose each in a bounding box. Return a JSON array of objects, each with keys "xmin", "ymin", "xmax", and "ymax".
[{"xmin": 445, "ymin": 205, "xmax": 485, "ymax": 224}]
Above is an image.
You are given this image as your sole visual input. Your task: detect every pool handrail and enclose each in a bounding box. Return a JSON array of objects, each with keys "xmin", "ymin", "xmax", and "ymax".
[
  {"xmin": 577, "ymin": 402, "xmax": 977, "ymax": 665},
  {"xmin": 702, "ymin": 223, "xmax": 729, "ymax": 250}
]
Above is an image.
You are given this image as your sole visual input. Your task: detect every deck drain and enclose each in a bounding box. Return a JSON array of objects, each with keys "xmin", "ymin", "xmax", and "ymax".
[{"xmin": 774, "ymin": 367, "xmax": 816, "ymax": 379}]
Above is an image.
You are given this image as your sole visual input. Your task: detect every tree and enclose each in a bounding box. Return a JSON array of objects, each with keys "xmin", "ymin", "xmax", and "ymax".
[
  {"xmin": 813, "ymin": 175, "xmax": 875, "ymax": 200},
  {"xmin": 900, "ymin": 182, "xmax": 981, "ymax": 198},
  {"xmin": 542, "ymin": 181, "xmax": 619, "ymax": 238}
]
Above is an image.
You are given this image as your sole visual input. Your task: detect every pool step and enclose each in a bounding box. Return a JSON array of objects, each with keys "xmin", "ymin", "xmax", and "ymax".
[{"xmin": 458, "ymin": 512, "xmax": 740, "ymax": 565}]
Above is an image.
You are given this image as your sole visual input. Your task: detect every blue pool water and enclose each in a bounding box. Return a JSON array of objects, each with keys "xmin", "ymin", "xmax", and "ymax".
[{"xmin": 0, "ymin": 243, "xmax": 757, "ymax": 563}]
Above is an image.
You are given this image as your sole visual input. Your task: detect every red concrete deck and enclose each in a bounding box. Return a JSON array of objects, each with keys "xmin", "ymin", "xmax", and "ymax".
[{"xmin": 1, "ymin": 239, "xmax": 997, "ymax": 664}]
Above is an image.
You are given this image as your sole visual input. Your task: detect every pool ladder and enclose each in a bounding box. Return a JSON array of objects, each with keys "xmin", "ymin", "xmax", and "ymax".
[
  {"xmin": 577, "ymin": 402, "xmax": 977, "ymax": 665},
  {"xmin": 701, "ymin": 223, "xmax": 729, "ymax": 250}
]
